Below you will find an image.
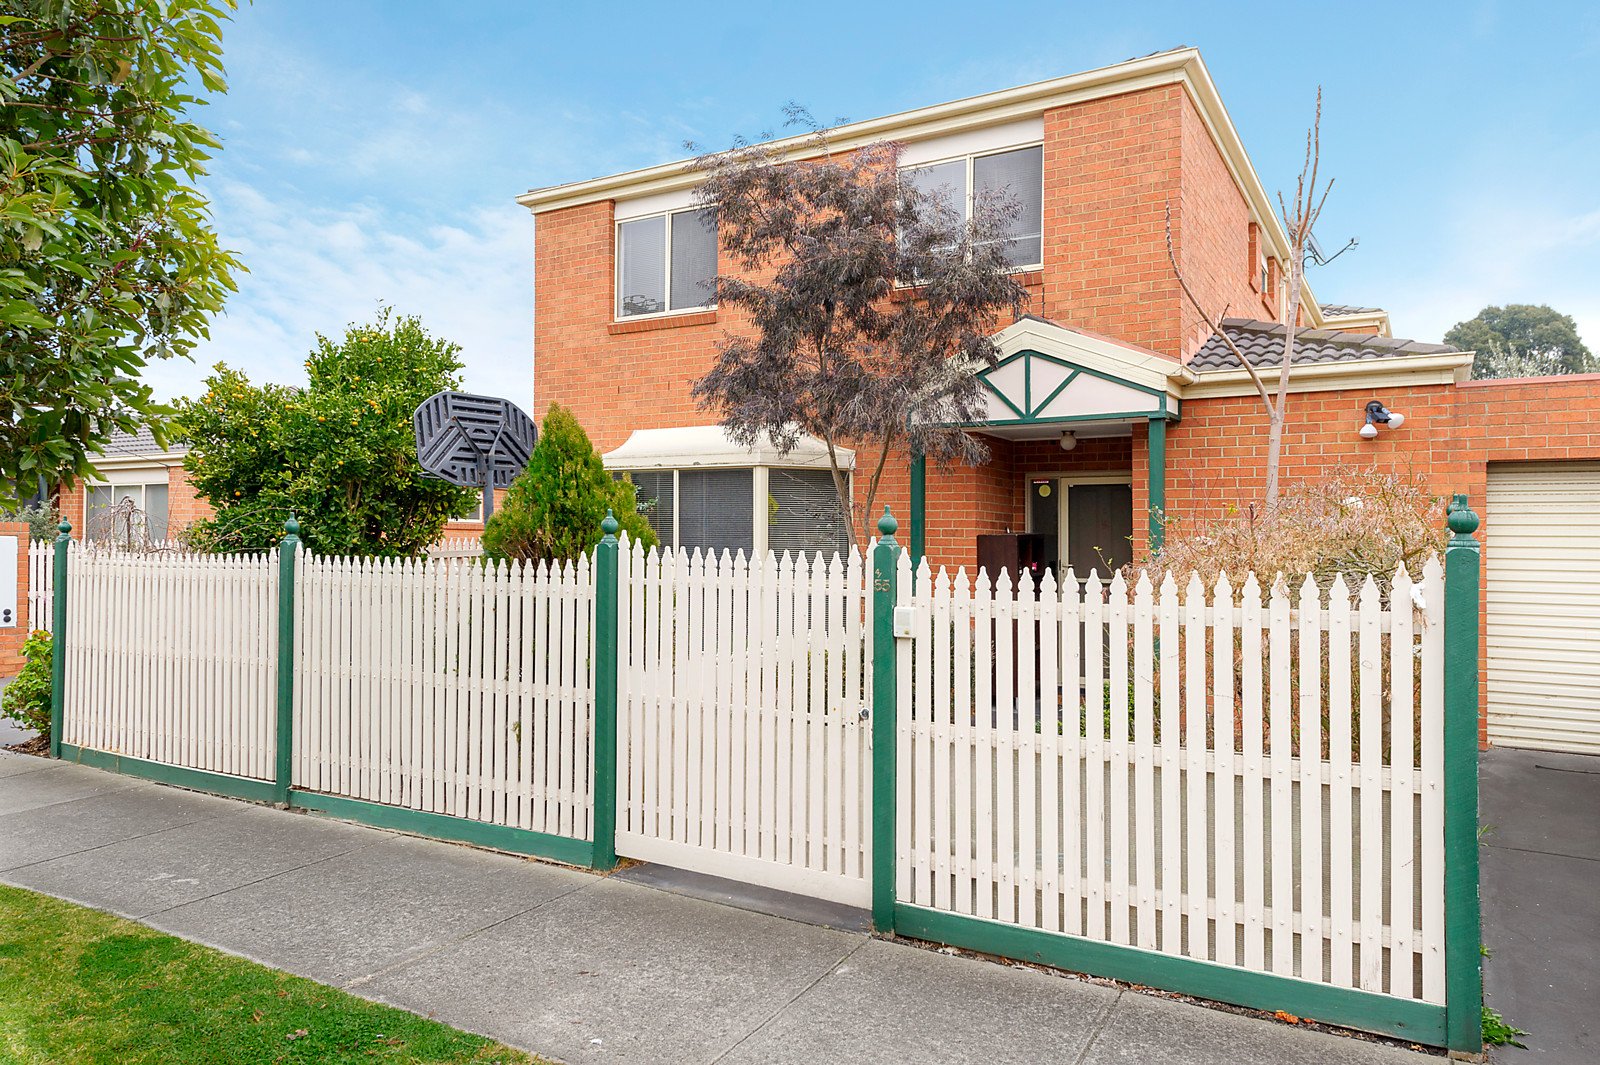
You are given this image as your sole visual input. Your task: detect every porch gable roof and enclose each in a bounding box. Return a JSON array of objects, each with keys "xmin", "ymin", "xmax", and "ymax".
[{"xmin": 971, "ymin": 316, "xmax": 1189, "ymax": 430}]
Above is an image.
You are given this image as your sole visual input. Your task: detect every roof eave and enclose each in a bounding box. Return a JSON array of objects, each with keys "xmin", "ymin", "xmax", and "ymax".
[{"xmin": 1181, "ymin": 351, "xmax": 1474, "ymax": 400}]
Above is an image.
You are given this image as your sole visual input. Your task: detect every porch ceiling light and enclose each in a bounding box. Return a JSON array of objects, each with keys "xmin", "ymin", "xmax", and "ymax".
[
  {"xmin": 1360, "ymin": 400, "xmax": 1404, "ymax": 440},
  {"xmin": 1059, "ymin": 430, "xmax": 1078, "ymax": 452}
]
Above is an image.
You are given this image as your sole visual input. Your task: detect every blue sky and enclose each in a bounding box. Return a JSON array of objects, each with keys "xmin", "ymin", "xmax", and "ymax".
[{"xmin": 161, "ymin": 0, "xmax": 1600, "ymax": 407}]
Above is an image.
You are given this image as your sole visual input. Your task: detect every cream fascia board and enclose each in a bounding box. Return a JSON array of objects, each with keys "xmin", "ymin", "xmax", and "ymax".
[
  {"xmin": 1180, "ymin": 352, "xmax": 1475, "ymax": 400},
  {"xmin": 86, "ymin": 452, "xmax": 187, "ymax": 474},
  {"xmin": 517, "ymin": 53, "xmax": 1194, "ymax": 212},
  {"xmin": 991, "ymin": 318, "xmax": 1195, "ymax": 399},
  {"xmin": 519, "ymin": 47, "xmax": 1324, "ymax": 329}
]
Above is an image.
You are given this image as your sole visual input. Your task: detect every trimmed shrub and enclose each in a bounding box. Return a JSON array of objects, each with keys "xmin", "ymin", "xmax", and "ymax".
[
  {"xmin": 482, "ymin": 404, "xmax": 657, "ymax": 563},
  {"xmin": 2, "ymin": 630, "xmax": 52, "ymax": 741}
]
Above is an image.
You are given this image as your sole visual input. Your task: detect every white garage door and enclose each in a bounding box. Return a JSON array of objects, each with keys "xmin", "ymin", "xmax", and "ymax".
[{"xmin": 1485, "ymin": 463, "xmax": 1600, "ymax": 754}]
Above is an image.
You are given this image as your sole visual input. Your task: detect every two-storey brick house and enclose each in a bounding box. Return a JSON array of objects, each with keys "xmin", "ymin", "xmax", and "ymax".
[{"xmin": 521, "ymin": 47, "xmax": 1600, "ymax": 754}]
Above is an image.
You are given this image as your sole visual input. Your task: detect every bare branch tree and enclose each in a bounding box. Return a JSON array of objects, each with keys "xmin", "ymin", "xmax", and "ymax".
[{"xmin": 1167, "ymin": 88, "xmax": 1335, "ymax": 510}]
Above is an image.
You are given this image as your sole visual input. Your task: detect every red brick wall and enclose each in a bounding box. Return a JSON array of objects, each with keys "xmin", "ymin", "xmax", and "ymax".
[
  {"xmin": 1175, "ymin": 92, "xmax": 1276, "ymax": 354},
  {"xmin": 0, "ymin": 522, "xmax": 29, "ymax": 676},
  {"xmin": 1037, "ymin": 86, "xmax": 1184, "ymax": 358}
]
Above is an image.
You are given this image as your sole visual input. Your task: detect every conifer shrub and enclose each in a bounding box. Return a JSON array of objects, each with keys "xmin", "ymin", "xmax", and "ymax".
[{"xmin": 482, "ymin": 404, "xmax": 657, "ymax": 563}]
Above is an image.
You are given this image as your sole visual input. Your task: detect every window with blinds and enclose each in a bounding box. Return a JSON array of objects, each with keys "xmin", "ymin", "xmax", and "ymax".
[
  {"xmin": 768, "ymin": 468, "xmax": 850, "ymax": 558},
  {"xmin": 901, "ymin": 143, "xmax": 1043, "ymax": 270},
  {"xmin": 616, "ymin": 206, "xmax": 718, "ymax": 318},
  {"xmin": 678, "ymin": 468, "xmax": 753, "ymax": 555},
  {"xmin": 627, "ymin": 470, "xmax": 675, "ymax": 547}
]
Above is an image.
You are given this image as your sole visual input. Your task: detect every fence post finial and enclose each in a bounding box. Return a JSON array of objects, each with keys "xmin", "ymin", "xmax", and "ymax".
[
  {"xmin": 877, "ymin": 506, "xmax": 898, "ymax": 541},
  {"xmin": 283, "ymin": 513, "xmax": 301, "ymax": 542},
  {"xmin": 591, "ymin": 510, "xmax": 620, "ymax": 871},
  {"xmin": 1442, "ymin": 492, "xmax": 1483, "ymax": 1056},
  {"xmin": 48, "ymin": 520, "xmax": 71, "ymax": 759}
]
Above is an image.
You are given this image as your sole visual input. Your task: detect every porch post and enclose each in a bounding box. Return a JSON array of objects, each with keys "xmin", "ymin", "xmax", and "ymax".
[
  {"xmin": 1146, "ymin": 416, "xmax": 1166, "ymax": 553},
  {"xmin": 909, "ymin": 448, "xmax": 926, "ymax": 565}
]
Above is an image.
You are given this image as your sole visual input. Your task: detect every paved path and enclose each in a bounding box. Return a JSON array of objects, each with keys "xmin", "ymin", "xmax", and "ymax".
[
  {"xmin": 1482, "ymin": 746, "xmax": 1600, "ymax": 1064},
  {"xmin": 0, "ymin": 750, "xmax": 1433, "ymax": 1065}
]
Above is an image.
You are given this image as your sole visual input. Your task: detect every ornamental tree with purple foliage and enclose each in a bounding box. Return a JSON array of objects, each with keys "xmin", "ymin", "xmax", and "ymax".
[{"xmin": 688, "ymin": 110, "xmax": 1029, "ymax": 544}]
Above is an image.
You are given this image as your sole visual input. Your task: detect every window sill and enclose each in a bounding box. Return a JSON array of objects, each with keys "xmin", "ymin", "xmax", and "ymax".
[
  {"xmin": 891, "ymin": 269, "xmax": 1042, "ymax": 302},
  {"xmin": 608, "ymin": 309, "xmax": 718, "ymax": 335}
]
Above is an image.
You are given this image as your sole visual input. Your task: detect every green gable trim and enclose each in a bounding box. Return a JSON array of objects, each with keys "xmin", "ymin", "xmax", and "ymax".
[
  {"xmin": 974, "ymin": 349, "xmax": 1174, "ymax": 426},
  {"xmin": 894, "ymin": 905, "xmax": 1447, "ymax": 1046}
]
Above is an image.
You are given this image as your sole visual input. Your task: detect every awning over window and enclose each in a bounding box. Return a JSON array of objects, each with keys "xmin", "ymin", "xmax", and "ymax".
[{"xmin": 602, "ymin": 426, "xmax": 855, "ymax": 471}]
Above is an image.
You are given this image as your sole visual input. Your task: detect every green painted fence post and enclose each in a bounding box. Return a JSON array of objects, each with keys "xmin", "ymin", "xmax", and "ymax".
[
  {"xmin": 871, "ymin": 507, "xmax": 901, "ymax": 933},
  {"xmin": 1442, "ymin": 494, "xmax": 1483, "ymax": 1057},
  {"xmin": 274, "ymin": 516, "xmax": 300, "ymax": 806},
  {"xmin": 48, "ymin": 521, "xmax": 70, "ymax": 760},
  {"xmin": 591, "ymin": 510, "xmax": 620, "ymax": 871}
]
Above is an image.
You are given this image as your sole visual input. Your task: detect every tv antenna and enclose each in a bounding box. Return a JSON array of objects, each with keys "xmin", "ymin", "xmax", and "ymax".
[{"xmin": 412, "ymin": 390, "xmax": 538, "ymax": 522}]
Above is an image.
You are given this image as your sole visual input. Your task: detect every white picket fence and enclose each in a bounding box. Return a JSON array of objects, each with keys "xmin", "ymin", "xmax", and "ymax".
[
  {"xmin": 62, "ymin": 546, "xmax": 280, "ymax": 781},
  {"xmin": 293, "ymin": 553, "xmax": 595, "ymax": 839},
  {"xmin": 895, "ymin": 556, "xmax": 1445, "ymax": 1005},
  {"xmin": 616, "ymin": 541, "xmax": 874, "ymax": 905},
  {"xmin": 427, "ymin": 537, "xmax": 483, "ymax": 560},
  {"xmin": 28, "ymin": 540, "xmax": 51, "ymax": 633}
]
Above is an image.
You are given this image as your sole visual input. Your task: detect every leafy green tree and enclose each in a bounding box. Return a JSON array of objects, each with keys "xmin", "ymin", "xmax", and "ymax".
[
  {"xmin": 1446, "ymin": 304, "xmax": 1598, "ymax": 379},
  {"xmin": 482, "ymin": 403, "xmax": 656, "ymax": 563},
  {"xmin": 0, "ymin": 0, "xmax": 241, "ymax": 504},
  {"xmin": 179, "ymin": 310, "xmax": 476, "ymax": 556}
]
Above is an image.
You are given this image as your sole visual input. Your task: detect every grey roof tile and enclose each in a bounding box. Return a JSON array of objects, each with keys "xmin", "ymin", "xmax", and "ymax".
[
  {"xmin": 1190, "ymin": 317, "xmax": 1461, "ymax": 372},
  {"xmin": 99, "ymin": 426, "xmax": 188, "ymax": 457},
  {"xmin": 1319, "ymin": 302, "xmax": 1386, "ymax": 317}
]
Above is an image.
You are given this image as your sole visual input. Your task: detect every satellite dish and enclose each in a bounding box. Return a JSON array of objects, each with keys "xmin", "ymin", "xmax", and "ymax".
[{"xmin": 412, "ymin": 390, "xmax": 538, "ymax": 522}]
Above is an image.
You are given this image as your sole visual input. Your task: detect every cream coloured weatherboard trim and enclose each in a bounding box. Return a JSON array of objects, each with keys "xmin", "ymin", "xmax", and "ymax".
[
  {"xmin": 1179, "ymin": 352, "xmax": 1475, "ymax": 400},
  {"xmin": 517, "ymin": 50, "xmax": 1304, "ymax": 279}
]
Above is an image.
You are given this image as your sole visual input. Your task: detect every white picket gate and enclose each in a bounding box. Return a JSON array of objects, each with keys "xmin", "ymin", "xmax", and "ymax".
[
  {"xmin": 28, "ymin": 540, "xmax": 51, "ymax": 633},
  {"xmin": 615, "ymin": 542, "xmax": 874, "ymax": 905},
  {"xmin": 61, "ymin": 546, "xmax": 279, "ymax": 780},
  {"xmin": 895, "ymin": 555, "xmax": 1446, "ymax": 1005},
  {"xmin": 292, "ymin": 554, "xmax": 595, "ymax": 839}
]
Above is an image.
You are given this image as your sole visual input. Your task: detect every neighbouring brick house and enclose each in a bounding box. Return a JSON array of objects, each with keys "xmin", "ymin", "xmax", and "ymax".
[
  {"xmin": 55, "ymin": 428, "xmax": 493, "ymax": 546},
  {"xmin": 520, "ymin": 47, "xmax": 1600, "ymax": 753}
]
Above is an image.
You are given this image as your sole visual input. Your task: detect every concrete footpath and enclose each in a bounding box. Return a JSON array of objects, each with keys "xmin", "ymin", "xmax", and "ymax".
[
  {"xmin": 0, "ymin": 750, "xmax": 1433, "ymax": 1065},
  {"xmin": 1481, "ymin": 746, "xmax": 1600, "ymax": 1064}
]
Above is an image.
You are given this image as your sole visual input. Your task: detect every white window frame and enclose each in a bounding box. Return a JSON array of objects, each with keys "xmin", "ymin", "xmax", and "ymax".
[
  {"xmin": 448, "ymin": 496, "xmax": 485, "ymax": 524},
  {"xmin": 83, "ymin": 479, "xmax": 169, "ymax": 541},
  {"xmin": 898, "ymin": 140, "xmax": 1046, "ymax": 276},
  {"xmin": 614, "ymin": 205, "xmax": 719, "ymax": 322},
  {"xmin": 621, "ymin": 465, "xmax": 853, "ymax": 557}
]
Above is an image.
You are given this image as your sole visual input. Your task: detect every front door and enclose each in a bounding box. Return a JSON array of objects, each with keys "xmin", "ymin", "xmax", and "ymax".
[{"xmin": 1028, "ymin": 478, "xmax": 1133, "ymax": 582}]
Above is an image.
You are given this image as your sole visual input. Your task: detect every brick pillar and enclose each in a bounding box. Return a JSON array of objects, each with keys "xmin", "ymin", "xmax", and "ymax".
[{"xmin": 0, "ymin": 522, "xmax": 31, "ymax": 676}]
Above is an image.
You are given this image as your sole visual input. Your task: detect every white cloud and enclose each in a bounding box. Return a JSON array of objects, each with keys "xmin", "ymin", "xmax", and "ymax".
[{"xmin": 146, "ymin": 181, "xmax": 535, "ymax": 412}]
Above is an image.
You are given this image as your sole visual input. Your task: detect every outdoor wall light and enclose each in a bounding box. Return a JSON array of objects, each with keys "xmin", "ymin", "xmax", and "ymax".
[
  {"xmin": 1059, "ymin": 430, "xmax": 1078, "ymax": 452},
  {"xmin": 1359, "ymin": 400, "xmax": 1405, "ymax": 440}
]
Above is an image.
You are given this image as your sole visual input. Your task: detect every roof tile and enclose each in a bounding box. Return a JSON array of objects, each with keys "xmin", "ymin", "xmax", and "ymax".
[{"xmin": 1190, "ymin": 318, "xmax": 1461, "ymax": 372}]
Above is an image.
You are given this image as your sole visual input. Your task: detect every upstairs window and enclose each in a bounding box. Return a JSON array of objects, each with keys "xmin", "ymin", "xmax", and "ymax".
[
  {"xmin": 901, "ymin": 144, "xmax": 1044, "ymax": 270},
  {"xmin": 616, "ymin": 206, "xmax": 718, "ymax": 318}
]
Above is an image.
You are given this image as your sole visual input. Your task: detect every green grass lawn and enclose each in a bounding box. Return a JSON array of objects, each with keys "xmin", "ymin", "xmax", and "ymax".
[{"xmin": 0, "ymin": 884, "xmax": 549, "ymax": 1064}]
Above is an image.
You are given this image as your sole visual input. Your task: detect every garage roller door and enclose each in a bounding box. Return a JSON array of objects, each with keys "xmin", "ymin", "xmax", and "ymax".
[{"xmin": 1485, "ymin": 463, "xmax": 1600, "ymax": 754}]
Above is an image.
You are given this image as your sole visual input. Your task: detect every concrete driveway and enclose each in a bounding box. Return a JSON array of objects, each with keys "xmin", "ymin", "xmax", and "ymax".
[{"xmin": 1481, "ymin": 746, "xmax": 1600, "ymax": 1064}]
